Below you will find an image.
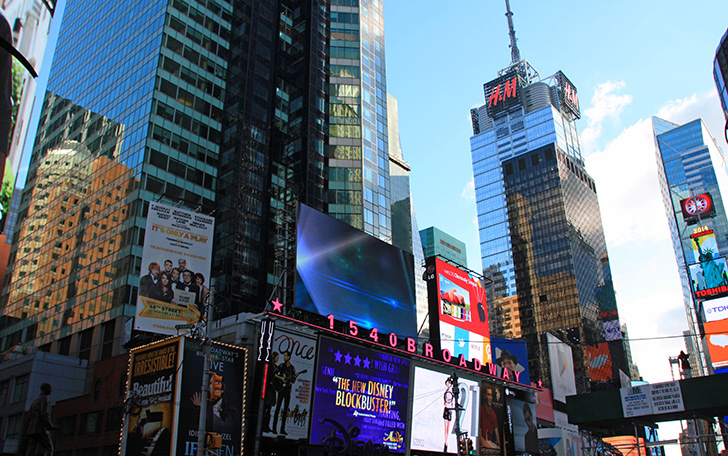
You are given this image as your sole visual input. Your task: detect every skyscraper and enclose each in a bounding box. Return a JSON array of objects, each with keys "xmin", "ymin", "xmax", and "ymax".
[
  {"xmin": 653, "ymin": 116, "xmax": 728, "ymax": 375},
  {"xmin": 715, "ymin": 28, "xmax": 728, "ymax": 121},
  {"xmin": 470, "ymin": 3, "xmax": 627, "ymax": 392}
]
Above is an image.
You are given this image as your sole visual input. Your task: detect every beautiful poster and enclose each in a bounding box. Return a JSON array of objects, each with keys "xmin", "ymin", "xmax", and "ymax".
[
  {"xmin": 310, "ymin": 337, "xmax": 410, "ymax": 452},
  {"xmin": 122, "ymin": 337, "xmax": 181, "ymax": 456},
  {"xmin": 479, "ymin": 382, "xmax": 505, "ymax": 456},
  {"xmin": 410, "ymin": 366, "xmax": 480, "ymax": 454},
  {"xmin": 136, "ymin": 202, "xmax": 215, "ymax": 335},
  {"xmin": 261, "ymin": 329, "xmax": 317, "ymax": 440}
]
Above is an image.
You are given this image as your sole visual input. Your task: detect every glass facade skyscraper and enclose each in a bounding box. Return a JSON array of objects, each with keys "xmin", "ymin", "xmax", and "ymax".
[
  {"xmin": 653, "ymin": 117, "xmax": 728, "ymax": 374},
  {"xmin": 715, "ymin": 28, "xmax": 728, "ymax": 122},
  {"xmin": 471, "ymin": 62, "xmax": 628, "ymax": 392}
]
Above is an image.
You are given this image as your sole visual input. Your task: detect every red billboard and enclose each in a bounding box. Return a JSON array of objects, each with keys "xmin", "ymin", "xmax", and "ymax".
[
  {"xmin": 586, "ymin": 343, "xmax": 612, "ymax": 381},
  {"xmin": 680, "ymin": 193, "xmax": 716, "ymax": 223},
  {"xmin": 425, "ymin": 257, "xmax": 491, "ymax": 365}
]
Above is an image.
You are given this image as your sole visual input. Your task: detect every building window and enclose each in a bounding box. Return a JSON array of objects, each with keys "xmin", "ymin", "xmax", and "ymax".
[
  {"xmin": 5, "ymin": 413, "xmax": 22, "ymax": 439},
  {"xmin": 58, "ymin": 336, "xmax": 71, "ymax": 356},
  {"xmin": 100, "ymin": 321, "xmax": 115, "ymax": 359},
  {"xmin": 79, "ymin": 411, "xmax": 103, "ymax": 435},
  {"xmin": 0, "ymin": 380, "xmax": 8, "ymax": 405},
  {"xmin": 79, "ymin": 328, "xmax": 93, "ymax": 361},
  {"xmin": 12, "ymin": 375, "xmax": 29, "ymax": 403}
]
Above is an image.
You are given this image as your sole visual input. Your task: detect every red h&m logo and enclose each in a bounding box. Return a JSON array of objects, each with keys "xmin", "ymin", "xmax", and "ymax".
[
  {"xmin": 563, "ymin": 83, "xmax": 579, "ymax": 111},
  {"xmin": 487, "ymin": 75, "xmax": 518, "ymax": 108}
]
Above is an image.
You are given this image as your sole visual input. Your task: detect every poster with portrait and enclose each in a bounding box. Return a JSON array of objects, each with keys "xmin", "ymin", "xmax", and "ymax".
[
  {"xmin": 507, "ymin": 397, "xmax": 539, "ymax": 454},
  {"xmin": 175, "ymin": 338, "xmax": 246, "ymax": 456},
  {"xmin": 135, "ymin": 202, "xmax": 215, "ymax": 336},
  {"xmin": 479, "ymin": 382, "xmax": 505, "ymax": 456},
  {"xmin": 310, "ymin": 337, "xmax": 410, "ymax": 452},
  {"xmin": 410, "ymin": 366, "xmax": 480, "ymax": 454},
  {"xmin": 490, "ymin": 338, "xmax": 529, "ymax": 386},
  {"xmin": 122, "ymin": 337, "xmax": 181, "ymax": 456},
  {"xmin": 261, "ymin": 328, "xmax": 317, "ymax": 440}
]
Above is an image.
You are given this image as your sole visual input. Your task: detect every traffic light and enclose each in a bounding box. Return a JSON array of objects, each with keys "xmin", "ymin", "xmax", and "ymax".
[
  {"xmin": 459, "ymin": 439, "xmax": 468, "ymax": 455},
  {"xmin": 467, "ymin": 438, "xmax": 474, "ymax": 455},
  {"xmin": 209, "ymin": 373, "xmax": 223, "ymax": 401},
  {"xmin": 205, "ymin": 432, "xmax": 222, "ymax": 449}
]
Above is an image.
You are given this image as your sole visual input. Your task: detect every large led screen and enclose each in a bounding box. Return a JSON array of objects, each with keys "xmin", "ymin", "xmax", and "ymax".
[
  {"xmin": 410, "ymin": 366, "xmax": 480, "ymax": 454},
  {"xmin": 689, "ymin": 257, "xmax": 728, "ymax": 299},
  {"xmin": 705, "ymin": 319, "xmax": 728, "ymax": 369},
  {"xmin": 507, "ymin": 397, "xmax": 539, "ymax": 454},
  {"xmin": 546, "ymin": 333, "xmax": 576, "ymax": 403},
  {"xmin": 310, "ymin": 337, "xmax": 410, "ymax": 452},
  {"xmin": 479, "ymin": 383, "xmax": 506, "ymax": 456},
  {"xmin": 586, "ymin": 343, "xmax": 612, "ymax": 381},
  {"xmin": 703, "ymin": 296, "xmax": 728, "ymax": 322},
  {"xmin": 490, "ymin": 338, "xmax": 530, "ymax": 386},
  {"xmin": 426, "ymin": 257, "xmax": 491, "ymax": 365},
  {"xmin": 690, "ymin": 229, "xmax": 720, "ymax": 263},
  {"xmin": 296, "ymin": 205, "xmax": 417, "ymax": 339}
]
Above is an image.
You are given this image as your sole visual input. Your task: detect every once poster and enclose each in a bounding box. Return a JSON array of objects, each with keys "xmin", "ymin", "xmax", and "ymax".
[
  {"xmin": 136, "ymin": 202, "xmax": 215, "ymax": 335},
  {"xmin": 261, "ymin": 328, "xmax": 317, "ymax": 440}
]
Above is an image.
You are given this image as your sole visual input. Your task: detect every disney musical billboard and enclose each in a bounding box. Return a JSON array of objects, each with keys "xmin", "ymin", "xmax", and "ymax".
[
  {"xmin": 309, "ymin": 336, "xmax": 410, "ymax": 452},
  {"xmin": 425, "ymin": 257, "xmax": 491, "ymax": 366}
]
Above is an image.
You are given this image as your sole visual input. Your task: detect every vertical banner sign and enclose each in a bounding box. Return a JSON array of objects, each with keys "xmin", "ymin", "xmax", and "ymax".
[
  {"xmin": 261, "ymin": 328, "xmax": 317, "ymax": 440},
  {"xmin": 136, "ymin": 203, "xmax": 215, "ymax": 335},
  {"xmin": 176, "ymin": 339, "xmax": 246, "ymax": 456},
  {"xmin": 310, "ymin": 337, "xmax": 410, "ymax": 453},
  {"xmin": 123, "ymin": 337, "xmax": 181, "ymax": 456},
  {"xmin": 479, "ymin": 382, "xmax": 506, "ymax": 456}
]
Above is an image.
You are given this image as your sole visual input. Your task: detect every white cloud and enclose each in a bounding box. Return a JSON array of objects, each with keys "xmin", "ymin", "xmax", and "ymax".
[
  {"xmin": 461, "ymin": 178, "xmax": 475, "ymax": 200},
  {"xmin": 581, "ymin": 81, "xmax": 633, "ymax": 153}
]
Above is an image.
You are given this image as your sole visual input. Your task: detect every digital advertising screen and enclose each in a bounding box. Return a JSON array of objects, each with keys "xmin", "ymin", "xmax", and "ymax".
[
  {"xmin": 261, "ymin": 328, "xmax": 317, "ymax": 440},
  {"xmin": 546, "ymin": 333, "xmax": 577, "ymax": 403},
  {"xmin": 122, "ymin": 337, "xmax": 181, "ymax": 456},
  {"xmin": 703, "ymin": 296, "xmax": 728, "ymax": 323},
  {"xmin": 479, "ymin": 382, "xmax": 506, "ymax": 456},
  {"xmin": 680, "ymin": 193, "xmax": 716, "ymax": 223},
  {"xmin": 490, "ymin": 338, "xmax": 529, "ymax": 386},
  {"xmin": 586, "ymin": 343, "xmax": 612, "ymax": 381},
  {"xmin": 296, "ymin": 204, "xmax": 418, "ymax": 339},
  {"xmin": 507, "ymin": 397, "xmax": 539, "ymax": 454},
  {"xmin": 176, "ymin": 339, "xmax": 246, "ymax": 456},
  {"xmin": 690, "ymin": 229, "xmax": 720, "ymax": 263},
  {"xmin": 425, "ymin": 257, "xmax": 491, "ymax": 365},
  {"xmin": 410, "ymin": 366, "xmax": 480, "ymax": 454},
  {"xmin": 310, "ymin": 337, "xmax": 410, "ymax": 452},
  {"xmin": 705, "ymin": 319, "xmax": 728, "ymax": 369},
  {"xmin": 136, "ymin": 202, "xmax": 215, "ymax": 336},
  {"xmin": 689, "ymin": 257, "xmax": 728, "ymax": 299}
]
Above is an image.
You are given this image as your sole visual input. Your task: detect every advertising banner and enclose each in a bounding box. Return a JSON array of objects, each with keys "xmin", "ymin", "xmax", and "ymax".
[
  {"xmin": 538, "ymin": 427, "xmax": 583, "ymax": 456},
  {"xmin": 410, "ymin": 366, "xmax": 480, "ymax": 454},
  {"xmin": 619, "ymin": 381, "xmax": 684, "ymax": 418},
  {"xmin": 490, "ymin": 338, "xmax": 529, "ymax": 386},
  {"xmin": 546, "ymin": 333, "xmax": 576, "ymax": 403},
  {"xmin": 691, "ymin": 229, "xmax": 720, "ymax": 263},
  {"xmin": 426, "ymin": 257, "xmax": 491, "ymax": 366},
  {"xmin": 123, "ymin": 337, "xmax": 181, "ymax": 456},
  {"xmin": 310, "ymin": 337, "xmax": 410, "ymax": 452},
  {"xmin": 680, "ymin": 193, "xmax": 716, "ymax": 223},
  {"xmin": 534, "ymin": 385, "xmax": 555, "ymax": 423},
  {"xmin": 703, "ymin": 296, "xmax": 728, "ymax": 322},
  {"xmin": 507, "ymin": 397, "xmax": 539, "ymax": 454},
  {"xmin": 176, "ymin": 339, "xmax": 246, "ymax": 456},
  {"xmin": 705, "ymin": 319, "xmax": 728, "ymax": 369},
  {"xmin": 261, "ymin": 328, "xmax": 317, "ymax": 440},
  {"xmin": 136, "ymin": 203, "xmax": 215, "ymax": 336},
  {"xmin": 586, "ymin": 343, "xmax": 612, "ymax": 381},
  {"xmin": 479, "ymin": 383, "xmax": 506, "ymax": 456},
  {"xmin": 689, "ymin": 257, "xmax": 728, "ymax": 299},
  {"xmin": 484, "ymin": 71, "xmax": 520, "ymax": 117}
]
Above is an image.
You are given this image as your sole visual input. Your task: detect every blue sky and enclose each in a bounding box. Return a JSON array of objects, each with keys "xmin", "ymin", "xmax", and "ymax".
[{"xmin": 384, "ymin": 0, "xmax": 728, "ymax": 441}]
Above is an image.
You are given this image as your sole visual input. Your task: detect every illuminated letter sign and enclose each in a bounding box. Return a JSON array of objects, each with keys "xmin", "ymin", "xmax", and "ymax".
[
  {"xmin": 484, "ymin": 72, "xmax": 520, "ymax": 116},
  {"xmin": 555, "ymin": 71, "xmax": 581, "ymax": 119}
]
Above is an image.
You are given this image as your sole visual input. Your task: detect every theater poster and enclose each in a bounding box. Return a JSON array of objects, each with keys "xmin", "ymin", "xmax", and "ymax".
[
  {"xmin": 310, "ymin": 337, "xmax": 410, "ymax": 452},
  {"xmin": 135, "ymin": 202, "xmax": 215, "ymax": 336},
  {"xmin": 261, "ymin": 329, "xmax": 317, "ymax": 440}
]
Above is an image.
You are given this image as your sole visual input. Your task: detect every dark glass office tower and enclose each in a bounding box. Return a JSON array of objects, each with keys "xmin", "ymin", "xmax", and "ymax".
[
  {"xmin": 470, "ymin": 60, "xmax": 628, "ymax": 391},
  {"xmin": 715, "ymin": 28, "xmax": 728, "ymax": 121},
  {"xmin": 0, "ymin": 0, "xmax": 230, "ymax": 358}
]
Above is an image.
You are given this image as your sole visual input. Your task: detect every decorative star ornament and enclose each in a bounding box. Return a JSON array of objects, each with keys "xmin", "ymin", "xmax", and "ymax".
[{"xmin": 271, "ymin": 298, "xmax": 283, "ymax": 313}]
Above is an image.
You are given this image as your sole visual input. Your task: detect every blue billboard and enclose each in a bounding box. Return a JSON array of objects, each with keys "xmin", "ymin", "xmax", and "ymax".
[
  {"xmin": 310, "ymin": 337, "xmax": 410, "ymax": 452},
  {"xmin": 490, "ymin": 338, "xmax": 530, "ymax": 386}
]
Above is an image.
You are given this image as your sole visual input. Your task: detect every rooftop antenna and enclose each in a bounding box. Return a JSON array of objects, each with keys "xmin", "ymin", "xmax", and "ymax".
[{"xmin": 505, "ymin": 0, "xmax": 521, "ymax": 64}]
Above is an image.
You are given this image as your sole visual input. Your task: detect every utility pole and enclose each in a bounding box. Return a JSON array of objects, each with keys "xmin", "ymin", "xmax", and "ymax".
[{"xmin": 195, "ymin": 289, "xmax": 214, "ymax": 456}]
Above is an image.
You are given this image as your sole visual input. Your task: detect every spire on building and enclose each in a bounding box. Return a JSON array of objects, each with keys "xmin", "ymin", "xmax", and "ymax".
[{"xmin": 504, "ymin": 0, "xmax": 520, "ymax": 64}]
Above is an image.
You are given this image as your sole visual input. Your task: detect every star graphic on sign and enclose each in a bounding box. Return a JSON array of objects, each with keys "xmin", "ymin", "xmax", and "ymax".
[
  {"xmin": 344, "ymin": 352, "xmax": 352, "ymax": 365},
  {"xmin": 334, "ymin": 350, "xmax": 343, "ymax": 363},
  {"xmin": 362, "ymin": 357, "xmax": 371, "ymax": 369},
  {"xmin": 271, "ymin": 298, "xmax": 283, "ymax": 313},
  {"xmin": 538, "ymin": 379, "xmax": 543, "ymax": 388},
  {"xmin": 353, "ymin": 354, "xmax": 362, "ymax": 367}
]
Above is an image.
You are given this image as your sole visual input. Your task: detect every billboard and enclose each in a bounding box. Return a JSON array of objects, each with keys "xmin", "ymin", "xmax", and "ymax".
[
  {"xmin": 176, "ymin": 339, "xmax": 246, "ymax": 456},
  {"xmin": 490, "ymin": 338, "xmax": 529, "ymax": 386},
  {"xmin": 136, "ymin": 203, "xmax": 215, "ymax": 336},
  {"xmin": 410, "ymin": 366, "xmax": 480, "ymax": 454},
  {"xmin": 123, "ymin": 337, "xmax": 181, "ymax": 456},
  {"xmin": 484, "ymin": 71, "xmax": 520, "ymax": 117},
  {"xmin": 586, "ymin": 343, "xmax": 612, "ymax": 381},
  {"xmin": 703, "ymin": 295, "xmax": 728, "ymax": 322},
  {"xmin": 705, "ymin": 319, "xmax": 728, "ymax": 369},
  {"xmin": 689, "ymin": 257, "xmax": 728, "ymax": 299},
  {"xmin": 690, "ymin": 229, "xmax": 720, "ymax": 263},
  {"xmin": 295, "ymin": 204, "xmax": 418, "ymax": 339},
  {"xmin": 680, "ymin": 193, "xmax": 716, "ymax": 223},
  {"xmin": 546, "ymin": 333, "xmax": 576, "ymax": 403},
  {"xmin": 479, "ymin": 382, "xmax": 506, "ymax": 456},
  {"xmin": 310, "ymin": 337, "xmax": 410, "ymax": 452},
  {"xmin": 261, "ymin": 328, "xmax": 316, "ymax": 440},
  {"xmin": 507, "ymin": 397, "xmax": 539, "ymax": 454},
  {"xmin": 425, "ymin": 257, "xmax": 491, "ymax": 366},
  {"xmin": 554, "ymin": 71, "xmax": 581, "ymax": 119}
]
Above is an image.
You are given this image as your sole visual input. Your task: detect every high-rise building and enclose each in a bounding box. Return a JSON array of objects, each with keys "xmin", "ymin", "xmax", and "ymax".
[
  {"xmin": 470, "ymin": 3, "xmax": 628, "ymax": 392},
  {"xmin": 420, "ymin": 226, "xmax": 467, "ymax": 267},
  {"xmin": 653, "ymin": 116, "xmax": 728, "ymax": 375},
  {"xmin": 715, "ymin": 28, "xmax": 728, "ymax": 121}
]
